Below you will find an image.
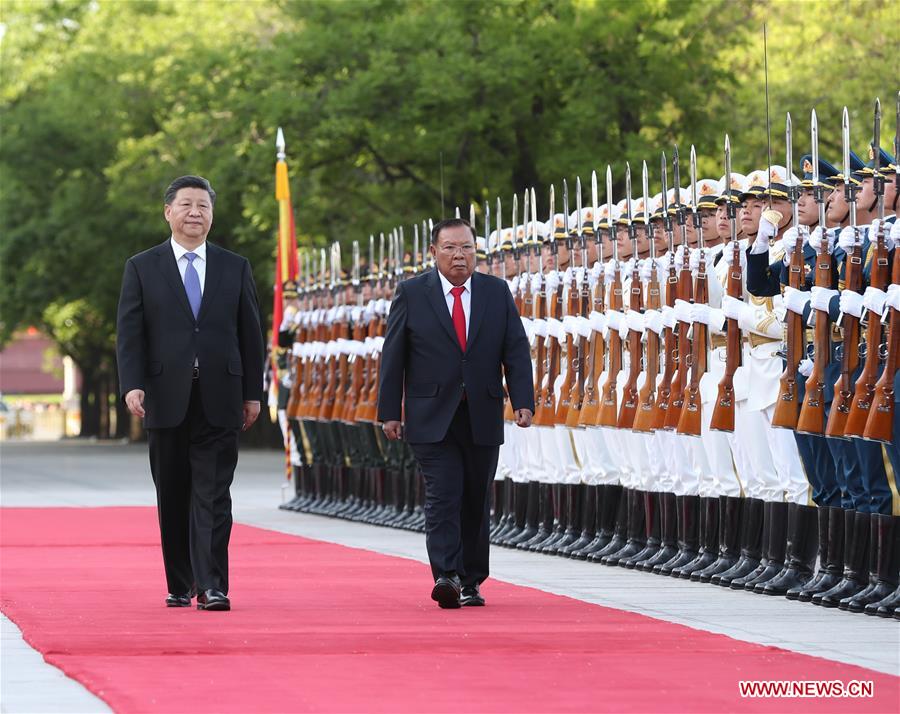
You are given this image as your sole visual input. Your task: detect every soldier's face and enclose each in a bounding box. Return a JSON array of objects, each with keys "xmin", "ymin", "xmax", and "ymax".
[
  {"xmin": 651, "ymin": 220, "xmax": 667, "ymax": 253},
  {"xmin": 771, "ymin": 198, "xmax": 793, "ymax": 231},
  {"xmin": 716, "ymin": 204, "xmax": 730, "ymax": 239},
  {"xmin": 884, "ymin": 175, "xmax": 898, "ymax": 213},
  {"xmin": 431, "ymin": 225, "xmax": 476, "ymax": 285},
  {"xmin": 741, "ymin": 198, "xmax": 763, "ymax": 235},
  {"xmin": 826, "ymin": 184, "xmax": 849, "ymax": 225},
  {"xmin": 797, "ymin": 189, "xmax": 818, "ymax": 225},
  {"xmin": 504, "ymin": 253, "xmax": 517, "ymax": 275},
  {"xmin": 857, "ymin": 177, "xmax": 875, "ymax": 210},
  {"xmin": 616, "ymin": 225, "xmax": 633, "ymax": 259},
  {"xmin": 476, "ymin": 258, "xmax": 489, "ymax": 275},
  {"xmin": 699, "ymin": 209, "xmax": 716, "ymax": 241},
  {"xmin": 684, "ymin": 216, "xmax": 697, "ymax": 246},
  {"xmin": 635, "ymin": 222, "xmax": 651, "ymax": 257}
]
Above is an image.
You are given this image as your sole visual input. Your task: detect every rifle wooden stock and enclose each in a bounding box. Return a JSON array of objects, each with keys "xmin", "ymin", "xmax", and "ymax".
[
  {"xmin": 633, "ymin": 266, "xmax": 661, "ymax": 433},
  {"xmin": 676, "ymin": 253, "xmax": 708, "ymax": 437},
  {"xmin": 566, "ymin": 268, "xmax": 592, "ymax": 427},
  {"xmin": 710, "ymin": 240, "xmax": 744, "ymax": 433},
  {"xmin": 664, "ymin": 256, "xmax": 693, "ymax": 430},
  {"xmin": 864, "ymin": 253, "xmax": 899, "ymax": 442},
  {"xmin": 617, "ymin": 263, "xmax": 644, "ymax": 429},
  {"xmin": 597, "ymin": 267, "xmax": 623, "ymax": 427},
  {"xmin": 826, "ymin": 240, "xmax": 863, "ymax": 438},
  {"xmin": 654, "ymin": 266, "xmax": 679, "ymax": 429},
  {"xmin": 579, "ymin": 276, "xmax": 605, "ymax": 426},
  {"xmin": 796, "ymin": 249, "xmax": 835, "ymax": 435},
  {"xmin": 845, "ymin": 232, "xmax": 889, "ymax": 437},
  {"xmin": 772, "ymin": 232, "xmax": 807, "ymax": 429},
  {"xmin": 556, "ymin": 272, "xmax": 580, "ymax": 424}
]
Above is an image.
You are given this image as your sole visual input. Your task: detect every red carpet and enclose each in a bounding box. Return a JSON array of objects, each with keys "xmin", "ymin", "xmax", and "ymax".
[{"xmin": 1, "ymin": 507, "xmax": 896, "ymax": 713}]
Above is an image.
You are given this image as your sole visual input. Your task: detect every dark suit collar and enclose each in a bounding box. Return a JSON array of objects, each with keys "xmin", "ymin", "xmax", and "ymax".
[
  {"xmin": 153, "ymin": 239, "xmax": 222, "ymax": 323},
  {"xmin": 425, "ymin": 269, "xmax": 461, "ymax": 350},
  {"xmin": 197, "ymin": 243, "xmax": 222, "ymax": 322},
  {"xmin": 425, "ymin": 269, "xmax": 489, "ymax": 354}
]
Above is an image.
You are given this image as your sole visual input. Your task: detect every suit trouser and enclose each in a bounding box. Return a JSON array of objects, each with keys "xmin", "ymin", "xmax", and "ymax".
[
  {"xmin": 410, "ymin": 401, "xmax": 499, "ymax": 585},
  {"xmin": 147, "ymin": 381, "xmax": 239, "ymax": 595}
]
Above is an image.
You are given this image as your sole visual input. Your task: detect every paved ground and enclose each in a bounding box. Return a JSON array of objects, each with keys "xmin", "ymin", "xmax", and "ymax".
[{"xmin": 1, "ymin": 441, "xmax": 897, "ymax": 712}]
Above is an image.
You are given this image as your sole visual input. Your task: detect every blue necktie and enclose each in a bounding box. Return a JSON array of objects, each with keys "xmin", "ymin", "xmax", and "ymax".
[{"xmin": 183, "ymin": 252, "xmax": 202, "ymax": 319}]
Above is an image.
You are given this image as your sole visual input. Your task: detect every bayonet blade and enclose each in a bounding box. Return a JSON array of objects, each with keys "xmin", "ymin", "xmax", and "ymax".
[
  {"xmin": 563, "ymin": 178, "xmax": 570, "ymax": 236},
  {"xmin": 530, "ymin": 187, "xmax": 537, "ymax": 241},
  {"xmin": 811, "ymin": 109, "xmax": 820, "ymax": 185},
  {"xmin": 786, "ymin": 112, "xmax": 793, "ymax": 194},
  {"xmin": 549, "ymin": 184, "xmax": 556, "ymax": 240},
  {"xmin": 625, "ymin": 163, "xmax": 633, "ymax": 224},
  {"xmin": 842, "ymin": 106, "xmax": 851, "ymax": 187},
  {"xmin": 591, "ymin": 171, "xmax": 599, "ymax": 224},
  {"xmin": 469, "ymin": 202, "xmax": 475, "ymax": 229},
  {"xmin": 522, "ymin": 189, "xmax": 530, "ymax": 251},
  {"xmin": 496, "ymin": 197, "xmax": 502, "ymax": 238},
  {"xmin": 413, "ymin": 224, "xmax": 420, "ymax": 272},
  {"xmin": 512, "ymin": 193, "xmax": 519, "ymax": 246},
  {"xmin": 575, "ymin": 176, "xmax": 583, "ymax": 238},
  {"xmin": 641, "ymin": 161, "xmax": 650, "ymax": 226},
  {"xmin": 606, "ymin": 165, "xmax": 617, "ymax": 262},
  {"xmin": 673, "ymin": 146, "xmax": 682, "ymax": 209},
  {"xmin": 874, "ymin": 97, "xmax": 882, "ymax": 173},
  {"xmin": 352, "ymin": 240, "xmax": 360, "ymax": 287},
  {"xmin": 484, "ymin": 202, "xmax": 491, "ymax": 253},
  {"xmin": 689, "ymin": 145, "xmax": 698, "ymax": 208},
  {"xmin": 455, "ymin": 206, "xmax": 461, "ymax": 219}
]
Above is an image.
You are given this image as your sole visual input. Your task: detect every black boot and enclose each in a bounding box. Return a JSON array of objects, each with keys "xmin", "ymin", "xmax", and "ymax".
[
  {"xmin": 518, "ymin": 484, "xmax": 552, "ymax": 549},
  {"xmin": 531, "ymin": 484, "xmax": 564, "ymax": 551},
  {"xmin": 693, "ymin": 496, "xmax": 742, "ymax": 582},
  {"xmin": 654, "ymin": 495, "xmax": 700, "ymax": 575},
  {"xmin": 675, "ymin": 496, "xmax": 719, "ymax": 579},
  {"xmin": 589, "ymin": 486, "xmax": 629, "ymax": 562},
  {"xmin": 507, "ymin": 481, "xmax": 541, "ymax": 547},
  {"xmin": 786, "ymin": 505, "xmax": 830, "ymax": 600},
  {"xmin": 576, "ymin": 484, "xmax": 622, "ymax": 560},
  {"xmin": 637, "ymin": 492, "xmax": 678, "ymax": 571},
  {"xmin": 846, "ymin": 514, "xmax": 898, "ymax": 613},
  {"xmin": 737, "ymin": 501, "xmax": 788, "ymax": 590},
  {"xmin": 601, "ymin": 489, "xmax": 647, "ymax": 565},
  {"xmin": 493, "ymin": 480, "xmax": 519, "ymax": 542},
  {"xmin": 712, "ymin": 497, "xmax": 764, "ymax": 586},
  {"xmin": 760, "ymin": 504, "xmax": 819, "ymax": 595},
  {"xmin": 864, "ymin": 515, "xmax": 900, "ymax": 617},
  {"xmin": 621, "ymin": 491, "xmax": 661, "ymax": 568},
  {"xmin": 548, "ymin": 484, "xmax": 584, "ymax": 554},
  {"xmin": 867, "ymin": 585, "xmax": 900, "ymax": 617},
  {"xmin": 561, "ymin": 484, "xmax": 598, "ymax": 556},
  {"xmin": 796, "ymin": 507, "xmax": 848, "ymax": 601},
  {"xmin": 500, "ymin": 482, "xmax": 529, "ymax": 545},
  {"xmin": 489, "ymin": 479, "xmax": 509, "ymax": 539},
  {"xmin": 814, "ymin": 510, "xmax": 870, "ymax": 607}
]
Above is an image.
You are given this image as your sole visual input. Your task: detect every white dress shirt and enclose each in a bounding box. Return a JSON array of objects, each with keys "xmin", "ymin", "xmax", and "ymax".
[
  {"xmin": 437, "ymin": 270, "xmax": 471, "ymax": 337},
  {"xmin": 170, "ymin": 237, "xmax": 206, "ymax": 294}
]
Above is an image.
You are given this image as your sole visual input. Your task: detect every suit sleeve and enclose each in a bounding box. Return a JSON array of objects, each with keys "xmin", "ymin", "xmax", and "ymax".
[
  {"xmin": 116, "ymin": 258, "xmax": 145, "ymax": 400},
  {"xmin": 501, "ymin": 285, "xmax": 535, "ymax": 413},
  {"xmin": 238, "ymin": 258, "xmax": 265, "ymax": 402},
  {"xmin": 746, "ymin": 249, "xmax": 782, "ymax": 297},
  {"xmin": 376, "ymin": 282, "xmax": 407, "ymax": 423}
]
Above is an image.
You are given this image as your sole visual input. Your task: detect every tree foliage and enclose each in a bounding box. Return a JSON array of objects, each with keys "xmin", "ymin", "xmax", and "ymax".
[{"xmin": 0, "ymin": 0, "xmax": 895, "ymax": 436}]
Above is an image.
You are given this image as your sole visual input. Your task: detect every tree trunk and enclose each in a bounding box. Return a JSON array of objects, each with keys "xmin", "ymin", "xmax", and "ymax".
[{"xmin": 79, "ymin": 366, "xmax": 100, "ymax": 437}]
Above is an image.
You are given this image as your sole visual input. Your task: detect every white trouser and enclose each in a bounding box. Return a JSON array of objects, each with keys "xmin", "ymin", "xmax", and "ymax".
[
  {"xmin": 496, "ymin": 422, "xmax": 515, "ymax": 481},
  {"xmin": 698, "ymin": 354, "xmax": 742, "ymax": 498},
  {"xmin": 554, "ymin": 425, "xmax": 583, "ymax": 484},
  {"xmin": 535, "ymin": 425, "xmax": 565, "ymax": 483},
  {"xmin": 653, "ymin": 431, "xmax": 682, "ymax": 494},
  {"xmin": 734, "ymin": 401, "xmax": 781, "ymax": 501},
  {"xmin": 763, "ymin": 404, "xmax": 810, "ymax": 505}
]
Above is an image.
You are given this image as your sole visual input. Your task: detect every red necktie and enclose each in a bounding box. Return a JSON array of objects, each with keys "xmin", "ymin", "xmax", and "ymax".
[{"xmin": 450, "ymin": 285, "xmax": 467, "ymax": 352}]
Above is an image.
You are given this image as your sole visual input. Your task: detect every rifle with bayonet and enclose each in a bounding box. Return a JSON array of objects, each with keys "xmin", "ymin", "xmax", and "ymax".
[
  {"xmin": 772, "ymin": 113, "xmax": 805, "ymax": 430},
  {"xmin": 579, "ymin": 171, "xmax": 605, "ymax": 426},
  {"xmin": 566, "ymin": 177, "xmax": 588, "ymax": 427},
  {"xmin": 557, "ymin": 179, "xmax": 578, "ymax": 425},
  {"xmin": 634, "ymin": 161, "xmax": 660, "ymax": 433},
  {"xmin": 711, "ymin": 136, "xmax": 742, "ymax": 433},
  {"xmin": 618, "ymin": 163, "xmax": 643, "ymax": 429},
  {"xmin": 796, "ymin": 112, "xmax": 833, "ymax": 435},
  {"xmin": 664, "ymin": 146, "xmax": 693, "ymax": 430},
  {"xmin": 846, "ymin": 98, "xmax": 890, "ymax": 437},
  {"xmin": 654, "ymin": 152, "xmax": 679, "ymax": 429},
  {"xmin": 598, "ymin": 166, "xmax": 623, "ymax": 427},
  {"xmin": 826, "ymin": 107, "xmax": 864, "ymax": 439},
  {"xmin": 537, "ymin": 187, "xmax": 564, "ymax": 425},
  {"xmin": 677, "ymin": 145, "xmax": 707, "ymax": 437},
  {"xmin": 864, "ymin": 92, "xmax": 900, "ymax": 443}
]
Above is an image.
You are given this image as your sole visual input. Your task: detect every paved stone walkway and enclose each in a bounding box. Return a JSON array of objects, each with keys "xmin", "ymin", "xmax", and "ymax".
[{"xmin": 1, "ymin": 441, "xmax": 897, "ymax": 712}]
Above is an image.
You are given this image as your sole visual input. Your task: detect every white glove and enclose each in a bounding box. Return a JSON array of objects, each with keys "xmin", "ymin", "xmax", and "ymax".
[
  {"xmin": 376, "ymin": 298, "xmax": 389, "ymax": 315},
  {"xmin": 783, "ymin": 286, "xmax": 812, "ymax": 316},
  {"xmin": 673, "ymin": 244, "xmax": 688, "ymax": 267},
  {"xmin": 869, "ymin": 219, "xmax": 896, "ymax": 251},
  {"xmin": 604, "ymin": 259, "xmax": 619, "ymax": 285},
  {"xmin": 644, "ymin": 309, "xmax": 664, "ymax": 335},
  {"xmin": 531, "ymin": 272, "xmax": 543, "ymax": 294},
  {"xmin": 808, "ymin": 226, "xmax": 836, "ymax": 255},
  {"xmin": 660, "ymin": 305, "xmax": 677, "ymax": 330},
  {"xmin": 837, "ymin": 226, "xmax": 861, "ymax": 252},
  {"xmin": 885, "ymin": 284, "xmax": 900, "ymax": 312},
  {"xmin": 722, "ymin": 243, "xmax": 748, "ymax": 270},
  {"xmin": 532, "ymin": 318, "xmax": 548, "ymax": 338},
  {"xmin": 589, "ymin": 262, "xmax": 603, "ymax": 287},
  {"xmin": 546, "ymin": 317, "xmax": 564, "ymax": 341},
  {"xmin": 689, "ymin": 247, "xmax": 712, "ymax": 273},
  {"xmin": 754, "ymin": 215, "xmax": 778, "ymax": 248},
  {"xmin": 574, "ymin": 266, "xmax": 586, "ymax": 287},
  {"xmin": 640, "ymin": 258, "xmax": 656, "ymax": 283},
  {"xmin": 606, "ymin": 309, "xmax": 624, "ymax": 334},
  {"xmin": 563, "ymin": 266, "xmax": 574, "ymax": 286},
  {"xmin": 798, "ymin": 358, "xmax": 814, "ymax": 378},
  {"xmin": 589, "ymin": 310, "xmax": 607, "ymax": 333},
  {"xmin": 544, "ymin": 270, "xmax": 561, "ymax": 296},
  {"xmin": 810, "ymin": 286, "xmax": 839, "ymax": 312},
  {"xmin": 839, "ymin": 289, "xmax": 865, "ymax": 318},
  {"xmin": 782, "ymin": 225, "xmax": 809, "ymax": 262},
  {"xmin": 862, "ymin": 286, "xmax": 887, "ymax": 316},
  {"xmin": 575, "ymin": 316, "xmax": 593, "ymax": 339},
  {"xmin": 509, "ymin": 275, "xmax": 519, "ymax": 294},
  {"xmin": 891, "ymin": 220, "xmax": 900, "ymax": 244},
  {"xmin": 691, "ymin": 303, "xmax": 725, "ymax": 331},
  {"xmin": 364, "ymin": 301, "xmax": 377, "ymax": 319},
  {"xmin": 721, "ymin": 294, "xmax": 744, "ymax": 321},
  {"xmin": 673, "ymin": 298, "xmax": 693, "ymax": 323},
  {"xmin": 621, "ymin": 257, "xmax": 636, "ymax": 277},
  {"xmin": 626, "ymin": 310, "xmax": 644, "ymax": 333},
  {"xmin": 562, "ymin": 315, "xmax": 579, "ymax": 336}
]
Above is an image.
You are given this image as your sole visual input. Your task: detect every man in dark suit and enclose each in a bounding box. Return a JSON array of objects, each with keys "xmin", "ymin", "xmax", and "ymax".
[
  {"xmin": 116, "ymin": 175, "xmax": 265, "ymax": 611},
  {"xmin": 378, "ymin": 218, "xmax": 534, "ymax": 608}
]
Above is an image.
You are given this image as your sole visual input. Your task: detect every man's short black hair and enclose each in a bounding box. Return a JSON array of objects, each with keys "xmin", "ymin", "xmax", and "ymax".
[
  {"xmin": 431, "ymin": 218, "xmax": 476, "ymax": 244},
  {"xmin": 164, "ymin": 175, "xmax": 217, "ymax": 206}
]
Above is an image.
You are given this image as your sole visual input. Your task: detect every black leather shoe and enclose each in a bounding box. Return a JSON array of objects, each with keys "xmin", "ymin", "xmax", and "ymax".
[
  {"xmin": 460, "ymin": 584, "xmax": 485, "ymax": 607},
  {"xmin": 197, "ymin": 589, "xmax": 231, "ymax": 611},
  {"xmin": 431, "ymin": 574, "xmax": 461, "ymax": 609},
  {"xmin": 165, "ymin": 593, "xmax": 192, "ymax": 608}
]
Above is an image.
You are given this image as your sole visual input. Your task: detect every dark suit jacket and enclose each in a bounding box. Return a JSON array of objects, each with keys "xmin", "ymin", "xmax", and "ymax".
[
  {"xmin": 377, "ymin": 269, "xmax": 534, "ymax": 446},
  {"xmin": 116, "ymin": 239, "xmax": 265, "ymax": 430}
]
